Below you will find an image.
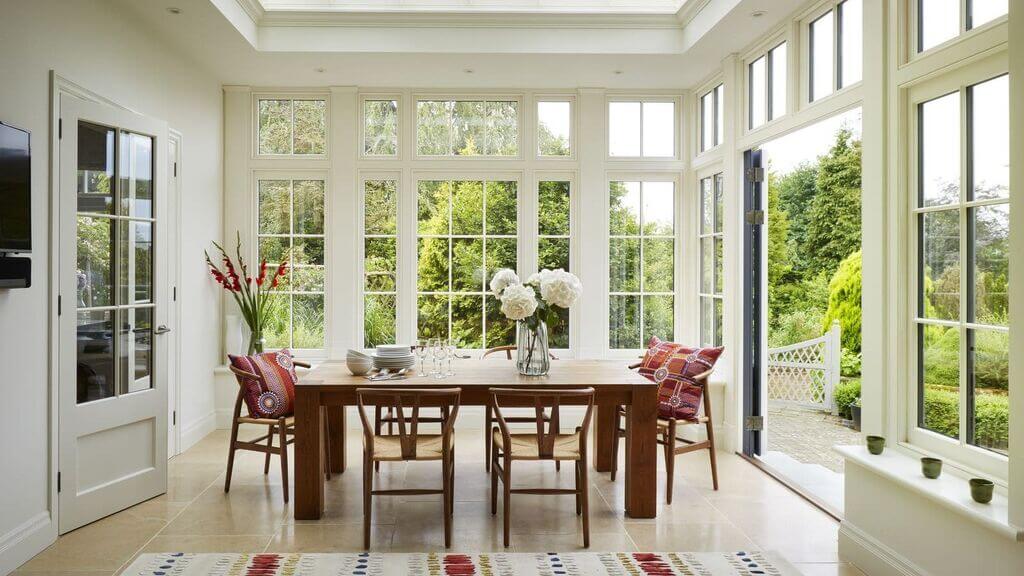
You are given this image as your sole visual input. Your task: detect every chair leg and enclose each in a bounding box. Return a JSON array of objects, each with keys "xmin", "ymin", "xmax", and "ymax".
[
  {"xmin": 580, "ymin": 457, "xmax": 590, "ymax": 548},
  {"xmin": 574, "ymin": 460, "xmax": 582, "ymax": 515},
  {"xmin": 224, "ymin": 419, "xmax": 240, "ymax": 493},
  {"xmin": 609, "ymin": 409, "xmax": 621, "ymax": 482},
  {"xmin": 442, "ymin": 457, "xmax": 452, "ymax": 548},
  {"xmin": 278, "ymin": 418, "xmax": 290, "ymax": 503},
  {"xmin": 363, "ymin": 454, "xmax": 372, "ymax": 549},
  {"xmin": 484, "ymin": 407, "xmax": 492, "ymax": 472},
  {"xmin": 490, "ymin": 448, "xmax": 499, "ymax": 515},
  {"xmin": 664, "ymin": 420, "xmax": 676, "ymax": 505},
  {"xmin": 263, "ymin": 424, "xmax": 274, "ymax": 474},
  {"xmin": 706, "ymin": 419, "xmax": 719, "ymax": 491},
  {"xmin": 449, "ymin": 447, "xmax": 456, "ymax": 518},
  {"xmin": 374, "ymin": 406, "xmax": 382, "ymax": 473},
  {"xmin": 502, "ymin": 455, "xmax": 512, "ymax": 548}
]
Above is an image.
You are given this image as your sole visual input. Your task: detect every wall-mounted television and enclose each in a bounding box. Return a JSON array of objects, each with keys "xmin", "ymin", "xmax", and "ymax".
[{"xmin": 0, "ymin": 121, "xmax": 31, "ymax": 254}]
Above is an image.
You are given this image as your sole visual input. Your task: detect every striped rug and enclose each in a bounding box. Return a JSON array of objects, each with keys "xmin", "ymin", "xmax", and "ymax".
[{"xmin": 122, "ymin": 551, "xmax": 798, "ymax": 575}]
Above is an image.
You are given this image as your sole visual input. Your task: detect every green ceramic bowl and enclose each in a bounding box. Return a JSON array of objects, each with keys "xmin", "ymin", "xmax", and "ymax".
[
  {"xmin": 970, "ymin": 478, "xmax": 994, "ymax": 504},
  {"xmin": 921, "ymin": 457, "xmax": 942, "ymax": 479},
  {"xmin": 866, "ymin": 435, "xmax": 885, "ymax": 455}
]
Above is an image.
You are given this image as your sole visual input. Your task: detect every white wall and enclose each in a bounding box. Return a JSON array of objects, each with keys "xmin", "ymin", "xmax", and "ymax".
[{"xmin": 0, "ymin": 1, "xmax": 223, "ymax": 573}]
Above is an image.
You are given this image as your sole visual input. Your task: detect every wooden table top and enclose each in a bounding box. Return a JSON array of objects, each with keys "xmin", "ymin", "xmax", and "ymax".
[{"xmin": 298, "ymin": 358, "xmax": 654, "ymax": 391}]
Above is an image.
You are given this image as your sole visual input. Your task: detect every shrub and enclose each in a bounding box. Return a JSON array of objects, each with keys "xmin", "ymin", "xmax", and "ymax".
[
  {"xmin": 822, "ymin": 250, "xmax": 862, "ymax": 353},
  {"xmin": 840, "ymin": 347, "xmax": 862, "ymax": 377},
  {"xmin": 834, "ymin": 378, "xmax": 861, "ymax": 419},
  {"xmin": 769, "ymin": 307, "xmax": 825, "ymax": 348},
  {"xmin": 922, "ymin": 386, "xmax": 1008, "ymax": 451}
]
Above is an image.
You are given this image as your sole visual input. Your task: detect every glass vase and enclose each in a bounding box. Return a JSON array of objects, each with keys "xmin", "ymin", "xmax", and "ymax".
[
  {"xmin": 516, "ymin": 319, "xmax": 550, "ymax": 376},
  {"xmin": 247, "ymin": 327, "xmax": 265, "ymax": 355}
]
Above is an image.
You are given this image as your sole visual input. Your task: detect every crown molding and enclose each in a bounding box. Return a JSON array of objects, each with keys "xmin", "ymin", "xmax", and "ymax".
[
  {"xmin": 235, "ymin": 0, "xmax": 265, "ymax": 22},
  {"xmin": 675, "ymin": 0, "xmax": 712, "ymax": 27},
  {"xmin": 258, "ymin": 10, "xmax": 684, "ymax": 29}
]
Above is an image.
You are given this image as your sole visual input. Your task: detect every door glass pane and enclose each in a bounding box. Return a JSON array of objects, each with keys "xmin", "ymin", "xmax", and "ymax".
[
  {"xmin": 77, "ymin": 216, "xmax": 114, "ymax": 308},
  {"xmin": 971, "ymin": 205, "xmax": 1009, "ymax": 326},
  {"xmin": 451, "ymin": 295, "xmax": 483, "ymax": 348},
  {"xmin": 609, "ymin": 238, "xmax": 640, "ymax": 293},
  {"xmin": 120, "ymin": 220, "xmax": 153, "ymax": 304},
  {"xmin": 119, "ymin": 131, "xmax": 153, "ymax": 219},
  {"xmin": 485, "ymin": 295, "xmax": 514, "ymax": 348},
  {"xmin": 920, "ymin": 209, "xmax": 960, "ymax": 320},
  {"xmin": 609, "ymin": 181, "xmax": 641, "ymax": 235},
  {"xmin": 119, "ymin": 306, "xmax": 153, "ymax": 394},
  {"xmin": 969, "ymin": 328, "xmax": 1008, "ymax": 454},
  {"xmin": 364, "ymin": 179, "xmax": 397, "ymax": 235},
  {"xmin": 811, "ymin": 11, "xmax": 835, "ymax": 101},
  {"xmin": 643, "ymin": 239, "xmax": 674, "ymax": 292},
  {"xmin": 701, "ymin": 297, "xmax": 714, "ymax": 346},
  {"xmin": 839, "ymin": 0, "xmax": 863, "ymax": 87},
  {"xmin": 920, "ymin": 93, "xmax": 960, "ymax": 207},
  {"xmin": 417, "ymin": 294, "xmax": 449, "ymax": 341},
  {"xmin": 609, "ymin": 102, "xmax": 641, "ymax": 157},
  {"xmin": 701, "ymin": 238, "xmax": 714, "ymax": 293},
  {"xmin": 364, "ymin": 238, "xmax": 397, "ymax": 292},
  {"xmin": 539, "ymin": 238, "xmax": 570, "ymax": 271},
  {"xmin": 77, "ymin": 310, "xmax": 115, "ymax": 403},
  {"xmin": 292, "ymin": 294, "xmax": 325, "ymax": 349},
  {"xmin": 537, "ymin": 101, "xmax": 571, "ymax": 156},
  {"xmin": 259, "ymin": 180, "xmax": 291, "ymax": 234},
  {"xmin": 919, "ymin": 324, "xmax": 959, "ymax": 438},
  {"xmin": 970, "ymin": 75, "xmax": 1009, "ymax": 201},
  {"xmin": 920, "ymin": 0, "xmax": 959, "ymax": 51},
  {"xmin": 714, "ymin": 173, "xmax": 725, "ymax": 233},
  {"xmin": 714, "ymin": 298, "xmax": 723, "ymax": 347},
  {"xmin": 641, "ymin": 102, "xmax": 675, "ymax": 157},
  {"xmin": 364, "ymin": 100, "xmax": 398, "ymax": 156},
  {"xmin": 700, "ymin": 177, "xmax": 713, "ymax": 234},
  {"xmin": 364, "ymin": 294, "xmax": 396, "ymax": 348},
  {"xmin": 485, "ymin": 181, "xmax": 517, "ymax": 235},
  {"xmin": 643, "ymin": 295, "xmax": 674, "ymax": 342},
  {"xmin": 715, "ymin": 237, "xmax": 724, "ymax": 293},
  {"xmin": 538, "ymin": 181, "xmax": 570, "ymax": 236},
  {"xmin": 769, "ymin": 43, "xmax": 787, "ymax": 120},
  {"xmin": 969, "ymin": 0, "xmax": 1007, "ymax": 28},
  {"xmin": 749, "ymin": 56, "xmax": 766, "ymax": 128},
  {"xmin": 77, "ymin": 122, "xmax": 115, "ymax": 214}
]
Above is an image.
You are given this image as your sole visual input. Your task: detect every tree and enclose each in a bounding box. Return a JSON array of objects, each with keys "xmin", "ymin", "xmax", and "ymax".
[
  {"xmin": 822, "ymin": 250, "xmax": 862, "ymax": 353},
  {"xmin": 774, "ymin": 163, "xmax": 818, "ymax": 272},
  {"xmin": 803, "ymin": 129, "xmax": 862, "ymax": 277}
]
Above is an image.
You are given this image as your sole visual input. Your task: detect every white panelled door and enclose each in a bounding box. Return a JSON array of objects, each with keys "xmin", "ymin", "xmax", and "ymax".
[{"xmin": 58, "ymin": 95, "xmax": 169, "ymax": 534}]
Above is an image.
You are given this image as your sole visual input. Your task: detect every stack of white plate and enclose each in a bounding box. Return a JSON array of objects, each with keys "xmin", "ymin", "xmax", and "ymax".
[
  {"xmin": 346, "ymin": 349, "xmax": 373, "ymax": 376},
  {"xmin": 372, "ymin": 344, "xmax": 415, "ymax": 370}
]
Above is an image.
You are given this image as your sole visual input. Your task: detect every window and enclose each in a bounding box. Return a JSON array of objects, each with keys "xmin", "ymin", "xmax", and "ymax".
[
  {"xmin": 257, "ymin": 98, "xmax": 327, "ymax": 155},
  {"xmin": 417, "ymin": 179, "xmax": 518, "ymax": 347},
  {"xmin": 808, "ymin": 1, "xmax": 861, "ymax": 102},
  {"xmin": 914, "ymin": 74, "xmax": 1009, "ymax": 461},
  {"xmin": 839, "ymin": 0, "xmax": 863, "ymax": 88},
  {"xmin": 699, "ymin": 173, "xmax": 724, "ymax": 347},
  {"xmin": 537, "ymin": 100, "xmax": 572, "ymax": 157},
  {"xmin": 363, "ymin": 179, "xmax": 398, "ymax": 347},
  {"xmin": 918, "ymin": 0, "xmax": 1005, "ymax": 53},
  {"xmin": 700, "ymin": 84, "xmax": 724, "ymax": 152},
  {"xmin": 609, "ymin": 180, "xmax": 675, "ymax": 349},
  {"xmin": 810, "ymin": 11, "xmax": 835, "ymax": 101},
  {"xmin": 608, "ymin": 100, "xmax": 676, "ymax": 158},
  {"xmin": 538, "ymin": 180, "xmax": 572, "ymax": 347},
  {"xmin": 363, "ymin": 99, "xmax": 398, "ymax": 157},
  {"xmin": 257, "ymin": 177, "xmax": 327, "ymax": 350},
  {"xmin": 748, "ymin": 43, "xmax": 786, "ymax": 129},
  {"xmin": 416, "ymin": 99, "xmax": 518, "ymax": 157}
]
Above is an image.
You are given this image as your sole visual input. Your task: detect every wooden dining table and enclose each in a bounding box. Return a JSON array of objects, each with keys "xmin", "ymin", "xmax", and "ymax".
[{"xmin": 292, "ymin": 359, "xmax": 660, "ymax": 520}]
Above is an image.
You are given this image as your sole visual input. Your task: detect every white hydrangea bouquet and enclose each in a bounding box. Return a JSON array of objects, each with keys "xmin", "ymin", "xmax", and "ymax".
[{"xmin": 490, "ymin": 268, "xmax": 582, "ymax": 375}]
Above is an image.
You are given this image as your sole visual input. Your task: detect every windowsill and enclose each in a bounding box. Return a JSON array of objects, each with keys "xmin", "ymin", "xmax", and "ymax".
[{"xmin": 836, "ymin": 445, "xmax": 1022, "ymax": 542}]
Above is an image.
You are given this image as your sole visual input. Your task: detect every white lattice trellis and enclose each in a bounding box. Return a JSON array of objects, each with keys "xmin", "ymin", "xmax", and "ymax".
[{"xmin": 767, "ymin": 321, "xmax": 841, "ymax": 411}]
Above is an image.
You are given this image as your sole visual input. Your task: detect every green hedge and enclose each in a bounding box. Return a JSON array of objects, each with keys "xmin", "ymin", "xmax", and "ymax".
[
  {"xmin": 922, "ymin": 386, "xmax": 1009, "ymax": 452},
  {"xmin": 834, "ymin": 379, "xmax": 861, "ymax": 419}
]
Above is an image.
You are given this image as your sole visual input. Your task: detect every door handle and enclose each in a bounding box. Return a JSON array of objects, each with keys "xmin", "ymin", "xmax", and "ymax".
[{"xmin": 154, "ymin": 325, "xmax": 172, "ymax": 335}]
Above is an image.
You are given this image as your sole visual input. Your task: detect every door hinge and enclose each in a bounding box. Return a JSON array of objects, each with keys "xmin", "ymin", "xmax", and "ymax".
[
  {"xmin": 57, "ymin": 471, "xmax": 61, "ymax": 493},
  {"xmin": 744, "ymin": 415, "xmax": 764, "ymax": 431},
  {"xmin": 173, "ymin": 286, "xmax": 177, "ymax": 302},
  {"xmin": 173, "ymin": 162, "xmax": 177, "ymax": 177},
  {"xmin": 173, "ymin": 411, "xmax": 177, "ymax": 426},
  {"xmin": 57, "ymin": 295, "xmax": 62, "ymax": 316},
  {"xmin": 745, "ymin": 166, "xmax": 764, "ymax": 183},
  {"xmin": 58, "ymin": 118, "xmax": 63, "ymax": 140},
  {"xmin": 745, "ymin": 210, "xmax": 765, "ymax": 225}
]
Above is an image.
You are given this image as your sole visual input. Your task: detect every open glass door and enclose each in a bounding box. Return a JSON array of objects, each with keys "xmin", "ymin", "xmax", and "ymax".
[
  {"xmin": 742, "ymin": 148, "xmax": 765, "ymax": 458},
  {"xmin": 58, "ymin": 94, "xmax": 169, "ymax": 533}
]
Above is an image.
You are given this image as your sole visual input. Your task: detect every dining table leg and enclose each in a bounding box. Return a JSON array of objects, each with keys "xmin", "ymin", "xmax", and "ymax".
[
  {"xmin": 325, "ymin": 405, "xmax": 346, "ymax": 474},
  {"xmin": 294, "ymin": 388, "xmax": 324, "ymax": 520},
  {"xmin": 624, "ymin": 385, "xmax": 658, "ymax": 518},
  {"xmin": 593, "ymin": 404, "xmax": 617, "ymax": 472}
]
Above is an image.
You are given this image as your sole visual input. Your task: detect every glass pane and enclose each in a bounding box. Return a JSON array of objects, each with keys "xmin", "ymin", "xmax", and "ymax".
[
  {"xmin": 119, "ymin": 132, "xmax": 153, "ymax": 218},
  {"xmin": 537, "ymin": 101, "xmax": 571, "ymax": 156},
  {"xmin": 293, "ymin": 237, "xmax": 324, "ymax": 266},
  {"xmin": 714, "ymin": 299, "xmax": 723, "ymax": 346},
  {"xmin": 920, "ymin": 324, "xmax": 959, "ymax": 439},
  {"xmin": 811, "ymin": 11, "xmax": 835, "ymax": 101},
  {"xmin": 701, "ymin": 237, "xmax": 714, "ymax": 293},
  {"xmin": 452, "ymin": 238, "xmax": 484, "ymax": 292},
  {"xmin": 715, "ymin": 237, "xmax": 724, "ymax": 294},
  {"xmin": 715, "ymin": 85, "xmax": 724, "ymax": 143},
  {"xmin": 700, "ymin": 177, "xmax": 713, "ymax": 234},
  {"xmin": 364, "ymin": 294, "xmax": 397, "ymax": 348},
  {"xmin": 364, "ymin": 237, "xmax": 397, "ymax": 292},
  {"xmin": 538, "ymin": 181, "xmax": 570, "ymax": 236},
  {"xmin": 970, "ymin": 0, "xmax": 1007, "ymax": 28},
  {"xmin": 920, "ymin": 92, "xmax": 960, "ymax": 207},
  {"xmin": 609, "ymin": 181, "xmax": 641, "ymax": 235},
  {"xmin": 644, "ymin": 295, "xmax": 674, "ymax": 343},
  {"xmin": 259, "ymin": 237, "xmax": 287, "ymax": 264},
  {"xmin": 77, "ymin": 309, "xmax": 115, "ymax": 403},
  {"xmin": 264, "ymin": 298, "xmax": 290, "ymax": 349},
  {"xmin": 770, "ymin": 43, "xmax": 787, "ymax": 119},
  {"xmin": 609, "ymin": 238, "xmax": 640, "ymax": 293},
  {"xmin": 486, "ymin": 238, "xmax": 517, "ymax": 279},
  {"xmin": 293, "ymin": 266, "xmax": 325, "ymax": 292},
  {"xmin": 921, "ymin": 209, "xmax": 960, "ymax": 320},
  {"xmin": 259, "ymin": 180, "xmax": 291, "ymax": 234},
  {"xmin": 451, "ymin": 295, "xmax": 483, "ymax": 348},
  {"xmin": 451, "ymin": 180, "xmax": 484, "ymax": 235},
  {"xmin": 486, "ymin": 181, "xmax": 517, "ymax": 235},
  {"xmin": 119, "ymin": 306, "xmax": 153, "ymax": 395},
  {"xmin": 539, "ymin": 238, "xmax": 570, "ymax": 271},
  {"xmin": 969, "ymin": 328, "xmax": 1008, "ymax": 454},
  {"xmin": 920, "ymin": 0, "xmax": 959, "ymax": 51},
  {"xmin": 485, "ymin": 296, "xmax": 515, "ymax": 348},
  {"xmin": 972, "ymin": 205, "xmax": 1009, "ymax": 326},
  {"xmin": 970, "ymin": 75, "xmax": 1009, "ymax": 200},
  {"xmin": 77, "ymin": 215, "xmax": 114, "ymax": 308},
  {"xmin": 643, "ymin": 238, "xmax": 674, "ymax": 292},
  {"xmin": 417, "ymin": 238, "xmax": 449, "ymax": 292},
  {"xmin": 452, "ymin": 100, "xmax": 485, "ymax": 156},
  {"xmin": 550, "ymin": 306, "xmax": 570, "ymax": 349},
  {"xmin": 364, "ymin": 100, "xmax": 398, "ymax": 156},
  {"xmin": 700, "ymin": 91, "xmax": 714, "ymax": 152},
  {"xmin": 417, "ymin": 100, "xmax": 451, "ymax": 155},
  {"xmin": 293, "ymin": 100, "xmax": 326, "ymax": 155},
  {"xmin": 418, "ymin": 180, "xmax": 450, "ymax": 235},
  {"xmin": 700, "ymin": 297, "xmax": 714, "ymax": 347},
  {"xmin": 641, "ymin": 102, "xmax": 675, "ymax": 157},
  {"xmin": 839, "ymin": 0, "xmax": 863, "ymax": 87},
  {"xmin": 77, "ymin": 122, "xmax": 115, "ymax": 214},
  {"xmin": 293, "ymin": 180, "xmax": 325, "ymax": 235},
  {"xmin": 714, "ymin": 173, "xmax": 724, "ymax": 233},
  {"xmin": 485, "ymin": 100, "xmax": 518, "ymax": 156},
  {"xmin": 609, "ymin": 102, "xmax": 641, "ymax": 157},
  {"xmin": 258, "ymin": 99, "xmax": 292, "ymax": 155},
  {"xmin": 749, "ymin": 56, "xmax": 766, "ymax": 129},
  {"xmin": 364, "ymin": 179, "xmax": 397, "ymax": 235},
  {"xmin": 293, "ymin": 294, "xmax": 325, "ymax": 349},
  {"xmin": 609, "ymin": 295, "xmax": 640, "ymax": 349},
  {"xmin": 642, "ymin": 181, "xmax": 674, "ymax": 235},
  {"xmin": 119, "ymin": 220, "xmax": 153, "ymax": 304},
  {"xmin": 417, "ymin": 294, "xmax": 449, "ymax": 341}
]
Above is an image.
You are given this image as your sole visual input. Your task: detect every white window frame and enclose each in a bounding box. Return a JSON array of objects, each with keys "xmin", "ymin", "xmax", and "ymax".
[
  {"xmin": 251, "ymin": 92, "xmax": 330, "ymax": 160},
  {"xmin": 359, "ymin": 93, "xmax": 403, "ymax": 160},
  {"xmin": 605, "ymin": 96, "xmax": 682, "ymax": 161},
  {"xmin": 412, "ymin": 94, "xmax": 525, "ymax": 161},
  {"xmin": 909, "ymin": 0, "xmax": 1008, "ymax": 58},
  {"xmin": 697, "ymin": 168, "xmax": 725, "ymax": 348},
  {"xmin": 532, "ymin": 171, "xmax": 579, "ymax": 353},
  {"xmin": 903, "ymin": 51, "xmax": 1009, "ymax": 481},
  {"xmin": 251, "ymin": 169, "xmax": 330, "ymax": 359},
  {"xmin": 743, "ymin": 31, "xmax": 790, "ymax": 133},
  {"xmin": 534, "ymin": 95, "xmax": 577, "ymax": 161},
  {"xmin": 358, "ymin": 171, "xmax": 403, "ymax": 349},
  {"xmin": 802, "ymin": 0, "xmax": 864, "ymax": 105},
  {"xmin": 698, "ymin": 83, "xmax": 725, "ymax": 153}
]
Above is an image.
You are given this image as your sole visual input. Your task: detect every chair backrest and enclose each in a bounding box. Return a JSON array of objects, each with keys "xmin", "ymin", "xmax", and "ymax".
[
  {"xmin": 489, "ymin": 387, "xmax": 595, "ymax": 459},
  {"xmin": 356, "ymin": 387, "xmax": 461, "ymax": 459},
  {"xmin": 482, "ymin": 345, "xmax": 559, "ymax": 360}
]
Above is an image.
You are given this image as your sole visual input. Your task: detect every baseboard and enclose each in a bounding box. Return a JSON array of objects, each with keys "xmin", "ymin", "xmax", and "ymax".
[
  {"xmin": 0, "ymin": 512, "xmax": 55, "ymax": 576},
  {"xmin": 838, "ymin": 521, "xmax": 927, "ymax": 576},
  {"xmin": 180, "ymin": 410, "xmax": 217, "ymax": 451}
]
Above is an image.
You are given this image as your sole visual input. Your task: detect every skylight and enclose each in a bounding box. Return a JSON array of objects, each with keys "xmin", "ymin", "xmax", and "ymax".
[{"xmin": 257, "ymin": 0, "xmax": 689, "ymax": 14}]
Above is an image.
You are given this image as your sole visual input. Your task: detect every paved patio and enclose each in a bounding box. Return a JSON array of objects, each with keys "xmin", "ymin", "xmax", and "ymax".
[{"xmin": 766, "ymin": 404, "xmax": 863, "ymax": 473}]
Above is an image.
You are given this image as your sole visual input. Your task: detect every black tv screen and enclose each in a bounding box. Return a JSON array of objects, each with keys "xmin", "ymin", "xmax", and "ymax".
[{"xmin": 0, "ymin": 122, "xmax": 31, "ymax": 253}]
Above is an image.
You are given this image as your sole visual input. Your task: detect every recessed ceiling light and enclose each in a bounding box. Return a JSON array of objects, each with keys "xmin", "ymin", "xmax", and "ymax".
[
  {"xmin": 463, "ymin": 68, "xmax": 475, "ymax": 74},
  {"xmin": 315, "ymin": 67, "xmax": 326, "ymax": 73},
  {"xmin": 751, "ymin": 10, "xmax": 766, "ymax": 18},
  {"xmin": 166, "ymin": 7, "xmax": 182, "ymax": 15},
  {"xmin": 613, "ymin": 70, "xmax": 624, "ymax": 75}
]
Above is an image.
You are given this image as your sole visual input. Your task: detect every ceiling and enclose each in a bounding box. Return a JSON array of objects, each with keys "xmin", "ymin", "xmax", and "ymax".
[{"xmin": 114, "ymin": 0, "xmax": 803, "ymax": 89}]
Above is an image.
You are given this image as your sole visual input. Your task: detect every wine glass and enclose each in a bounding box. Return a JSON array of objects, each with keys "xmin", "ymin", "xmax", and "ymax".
[
  {"xmin": 429, "ymin": 338, "xmax": 442, "ymax": 375},
  {"xmin": 433, "ymin": 343, "xmax": 448, "ymax": 380},
  {"xmin": 414, "ymin": 339, "xmax": 428, "ymax": 377},
  {"xmin": 446, "ymin": 339, "xmax": 456, "ymax": 376}
]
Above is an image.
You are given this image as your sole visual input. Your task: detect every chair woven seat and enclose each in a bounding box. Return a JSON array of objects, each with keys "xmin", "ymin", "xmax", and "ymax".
[
  {"xmin": 372, "ymin": 434, "xmax": 445, "ymax": 461},
  {"xmin": 492, "ymin": 430, "xmax": 582, "ymax": 461},
  {"xmin": 615, "ymin": 405, "xmax": 704, "ymax": 425},
  {"xmin": 237, "ymin": 414, "xmax": 295, "ymax": 426}
]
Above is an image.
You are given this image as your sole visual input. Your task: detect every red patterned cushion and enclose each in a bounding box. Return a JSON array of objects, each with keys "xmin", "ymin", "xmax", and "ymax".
[
  {"xmin": 651, "ymin": 345, "xmax": 724, "ymax": 420},
  {"xmin": 228, "ymin": 349, "xmax": 298, "ymax": 419},
  {"xmin": 637, "ymin": 336, "xmax": 685, "ymax": 380}
]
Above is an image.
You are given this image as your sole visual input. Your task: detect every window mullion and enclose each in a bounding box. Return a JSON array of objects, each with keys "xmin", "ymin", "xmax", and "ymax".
[{"xmin": 958, "ymin": 85, "xmax": 969, "ymax": 447}]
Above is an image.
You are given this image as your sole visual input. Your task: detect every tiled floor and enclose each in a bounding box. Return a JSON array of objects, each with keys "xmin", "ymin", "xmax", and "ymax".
[{"xmin": 15, "ymin": 427, "xmax": 865, "ymax": 576}]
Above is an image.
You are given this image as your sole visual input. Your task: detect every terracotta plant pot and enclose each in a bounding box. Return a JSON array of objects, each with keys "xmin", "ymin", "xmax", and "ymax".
[
  {"xmin": 866, "ymin": 435, "xmax": 885, "ymax": 455},
  {"xmin": 921, "ymin": 457, "xmax": 942, "ymax": 479},
  {"xmin": 970, "ymin": 478, "xmax": 994, "ymax": 504}
]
